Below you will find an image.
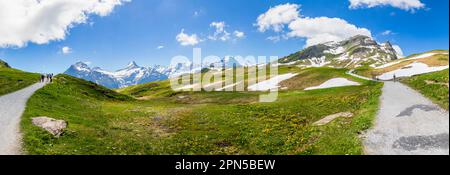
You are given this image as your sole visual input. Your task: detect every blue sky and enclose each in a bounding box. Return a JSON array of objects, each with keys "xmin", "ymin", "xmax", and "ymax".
[{"xmin": 0, "ymin": 0, "xmax": 448, "ymax": 73}]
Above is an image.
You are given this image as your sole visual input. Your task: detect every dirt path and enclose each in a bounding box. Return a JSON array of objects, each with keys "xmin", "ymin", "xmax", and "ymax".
[
  {"xmin": 0, "ymin": 82, "xmax": 46, "ymax": 155},
  {"xmin": 363, "ymin": 81, "xmax": 449, "ymax": 155}
]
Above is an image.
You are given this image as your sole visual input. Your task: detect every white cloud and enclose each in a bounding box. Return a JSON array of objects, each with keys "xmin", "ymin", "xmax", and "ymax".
[
  {"xmin": 267, "ymin": 36, "xmax": 281, "ymax": 42},
  {"xmin": 178, "ymin": 22, "xmax": 243, "ymax": 45},
  {"xmin": 392, "ymin": 45, "xmax": 404, "ymax": 57},
  {"xmin": 0, "ymin": 0, "xmax": 130, "ymax": 48},
  {"xmin": 176, "ymin": 29, "xmax": 200, "ymax": 46},
  {"xmin": 234, "ymin": 31, "xmax": 245, "ymax": 38},
  {"xmin": 208, "ymin": 21, "xmax": 231, "ymax": 41},
  {"xmin": 288, "ymin": 17, "xmax": 372, "ymax": 47},
  {"xmin": 193, "ymin": 10, "xmax": 205, "ymax": 17},
  {"xmin": 256, "ymin": 3, "xmax": 300, "ymax": 32},
  {"xmin": 349, "ymin": 0, "xmax": 425, "ymax": 11},
  {"xmin": 210, "ymin": 22, "xmax": 226, "ymax": 33},
  {"xmin": 208, "ymin": 21, "xmax": 244, "ymax": 41},
  {"xmin": 156, "ymin": 45, "xmax": 164, "ymax": 49},
  {"xmin": 61, "ymin": 46, "xmax": 72, "ymax": 54},
  {"xmin": 381, "ymin": 30, "xmax": 394, "ymax": 35},
  {"xmin": 256, "ymin": 3, "xmax": 372, "ymax": 47},
  {"xmin": 266, "ymin": 35, "xmax": 290, "ymax": 43}
]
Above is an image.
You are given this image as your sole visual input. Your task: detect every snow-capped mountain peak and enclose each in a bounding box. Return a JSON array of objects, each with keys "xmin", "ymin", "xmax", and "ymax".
[
  {"xmin": 125, "ymin": 61, "xmax": 139, "ymax": 69},
  {"xmin": 279, "ymin": 35, "xmax": 401, "ymax": 68},
  {"xmin": 64, "ymin": 61, "xmax": 168, "ymax": 89},
  {"xmin": 72, "ymin": 62, "xmax": 91, "ymax": 72}
]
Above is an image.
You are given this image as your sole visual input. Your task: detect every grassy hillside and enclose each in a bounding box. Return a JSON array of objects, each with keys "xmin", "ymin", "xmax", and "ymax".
[
  {"xmin": 354, "ymin": 50, "xmax": 449, "ymax": 78},
  {"xmin": 0, "ymin": 59, "xmax": 10, "ymax": 68},
  {"xmin": 119, "ymin": 66, "xmax": 370, "ymax": 98},
  {"xmin": 280, "ymin": 67, "xmax": 370, "ymax": 90},
  {"xmin": 0, "ymin": 64, "xmax": 40, "ymax": 96},
  {"xmin": 117, "ymin": 65, "xmax": 292, "ymax": 98},
  {"xmin": 22, "ymin": 68, "xmax": 382, "ymax": 155},
  {"xmin": 21, "ymin": 75, "xmax": 133, "ymax": 154},
  {"xmin": 402, "ymin": 69, "xmax": 449, "ymax": 110},
  {"xmin": 117, "ymin": 80, "xmax": 175, "ymax": 98}
]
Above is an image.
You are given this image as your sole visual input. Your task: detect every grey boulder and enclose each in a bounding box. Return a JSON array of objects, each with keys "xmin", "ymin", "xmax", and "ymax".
[{"xmin": 32, "ymin": 117, "xmax": 67, "ymax": 137}]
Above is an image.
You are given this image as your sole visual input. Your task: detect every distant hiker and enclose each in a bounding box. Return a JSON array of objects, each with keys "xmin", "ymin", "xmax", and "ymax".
[
  {"xmin": 40, "ymin": 74, "xmax": 45, "ymax": 82},
  {"xmin": 393, "ymin": 74, "xmax": 397, "ymax": 82},
  {"xmin": 50, "ymin": 73, "xmax": 53, "ymax": 83}
]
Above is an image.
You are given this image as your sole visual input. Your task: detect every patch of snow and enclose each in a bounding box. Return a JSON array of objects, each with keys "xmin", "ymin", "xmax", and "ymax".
[
  {"xmin": 323, "ymin": 41, "xmax": 338, "ymax": 47},
  {"xmin": 324, "ymin": 47, "xmax": 345, "ymax": 55},
  {"xmin": 336, "ymin": 53, "xmax": 350, "ymax": 61},
  {"xmin": 248, "ymin": 73, "xmax": 298, "ymax": 91},
  {"xmin": 304, "ymin": 78, "xmax": 360, "ymax": 90},
  {"xmin": 278, "ymin": 61, "xmax": 298, "ymax": 66},
  {"xmin": 344, "ymin": 58, "xmax": 361, "ymax": 68},
  {"xmin": 257, "ymin": 63, "xmax": 268, "ymax": 69},
  {"xmin": 378, "ymin": 62, "xmax": 449, "ymax": 80},
  {"xmin": 113, "ymin": 67, "xmax": 144, "ymax": 78},
  {"xmin": 307, "ymin": 56, "xmax": 330, "ymax": 67},
  {"xmin": 362, "ymin": 45, "xmax": 377, "ymax": 50},
  {"xmin": 215, "ymin": 81, "xmax": 243, "ymax": 91},
  {"xmin": 374, "ymin": 60, "xmax": 403, "ymax": 69},
  {"xmin": 174, "ymin": 83, "xmax": 199, "ymax": 91},
  {"xmin": 379, "ymin": 43, "xmax": 393, "ymax": 54},
  {"xmin": 134, "ymin": 70, "xmax": 145, "ymax": 80},
  {"xmin": 94, "ymin": 69, "xmax": 115, "ymax": 76},
  {"xmin": 369, "ymin": 52, "xmax": 381, "ymax": 61},
  {"xmin": 73, "ymin": 63, "xmax": 91, "ymax": 72},
  {"xmin": 408, "ymin": 53, "xmax": 443, "ymax": 60},
  {"xmin": 75, "ymin": 67, "xmax": 90, "ymax": 72},
  {"xmin": 375, "ymin": 52, "xmax": 449, "ymax": 69}
]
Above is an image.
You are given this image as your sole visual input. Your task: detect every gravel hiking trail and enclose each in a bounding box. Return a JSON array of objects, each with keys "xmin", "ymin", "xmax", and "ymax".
[
  {"xmin": 0, "ymin": 82, "xmax": 46, "ymax": 155},
  {"xmin": 364, "ymin": 81, "xmax": 449, "ymax": 155}
]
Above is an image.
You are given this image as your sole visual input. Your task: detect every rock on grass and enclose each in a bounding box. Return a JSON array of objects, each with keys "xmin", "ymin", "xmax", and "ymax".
[{"xmin": 32, "ymin": 117, "xmax": 67, "ymax": 137}]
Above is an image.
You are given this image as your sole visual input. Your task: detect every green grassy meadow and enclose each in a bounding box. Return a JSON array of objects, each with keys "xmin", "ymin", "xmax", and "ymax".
[
  {"xmin": 21, "ymin": 66, "xmax": 383, "ymax": 155},
  {"xmin": 402, "ymin": 69, "xmax": 449, "ymax": 110},
  {"xmin": 0, "ymin": 66, "xmax": 40, "ymax": 96}
]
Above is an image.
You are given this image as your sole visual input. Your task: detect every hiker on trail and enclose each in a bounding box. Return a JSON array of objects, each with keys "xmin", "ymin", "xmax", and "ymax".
[
  {"xmin": 40, "ymin": 74, "xmax": 45, "ymax": 83},
  {"xmin": 46, "ymin": 74, "xmax": 50, "ymax": 82},
  {"xmin": 393, "ymin": 74, "xmax": 397, "ymax": 82},
  {"xmin": 50, "ymin": 73, "xmax": 53, "ymax": 83}
]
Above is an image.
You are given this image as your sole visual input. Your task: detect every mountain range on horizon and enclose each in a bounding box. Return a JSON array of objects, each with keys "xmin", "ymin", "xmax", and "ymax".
[
  {"xmin": 63, "ymin": 56, "xmax": 258, "ymax": 89},
  {"xmin": 64, "ymin": 35, "xmax": 401, "ymax": 89},
  {"xmin": 64, "ymin": 61, "xmax": 168, "ymax": 89}
]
